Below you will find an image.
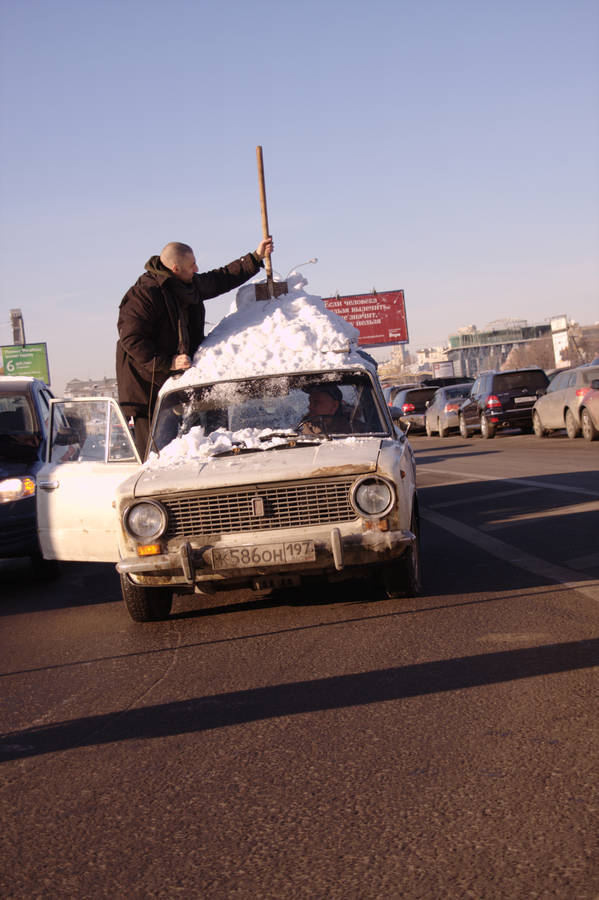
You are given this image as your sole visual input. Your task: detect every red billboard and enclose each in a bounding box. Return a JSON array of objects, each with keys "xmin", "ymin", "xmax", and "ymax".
[{"xmin": 322, "ymin": 290, "xmax": 408, "ymax": 347}]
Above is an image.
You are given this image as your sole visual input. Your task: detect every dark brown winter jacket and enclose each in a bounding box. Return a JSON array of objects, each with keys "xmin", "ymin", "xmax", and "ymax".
[{"xmin": 116, "ymin": 252, "xmax": 262, "ymax": 418}]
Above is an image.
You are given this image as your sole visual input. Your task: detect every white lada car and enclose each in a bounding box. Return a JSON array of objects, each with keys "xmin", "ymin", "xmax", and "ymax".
[{"xmin": 36, "ymin": 363, "xmax": 420, "ymax": 621}]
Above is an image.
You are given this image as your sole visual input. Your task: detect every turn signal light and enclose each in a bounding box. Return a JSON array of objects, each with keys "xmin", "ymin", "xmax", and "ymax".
[
  {"xmin": 137, "ymin": 544, "xmax": 162, "ymax": 557},
  {"xmin": 362, "ymin": 519, "xmax": 389, "ymax": 531}
]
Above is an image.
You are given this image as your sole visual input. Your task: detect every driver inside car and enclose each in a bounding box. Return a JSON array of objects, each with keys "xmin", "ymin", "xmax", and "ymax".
[{"xmin": 298, "ymin": 385, "xmax": 353, "ymax": 435}]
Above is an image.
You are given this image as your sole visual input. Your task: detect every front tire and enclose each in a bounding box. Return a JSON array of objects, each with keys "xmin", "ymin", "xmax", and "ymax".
[
  {"xmin": 438, "ymin": 419, "xmax": 448, "ymax": 438},
  {"xmin": 381, "ymin": 506, "xmax": 421, "ymax": 599},
  {"xmin": 120, "ymin": 574, "xmax": 173, "ymax": 622},
  {"xmin": 565, "ymin": 408, "xmax": 580, "ymax": 439},
  {"xmin": 480, "ymin": 415, "xmax": 496, "ymax": 439},
  {"xmin": 425, "ymin": 417, "xmax": 434, "ymax": 437},
  {"xmin": 459, "ymin": 414, "xmax": 471, "ymax": 439},
  {"xmin": 581, "ymin": 408, "xmax": 598, "ymax": 441}
]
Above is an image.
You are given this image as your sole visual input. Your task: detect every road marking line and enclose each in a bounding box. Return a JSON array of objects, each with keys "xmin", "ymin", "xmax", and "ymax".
[
  {"xmin": 421, "ymin": 507, "xmax": 599, "ymax": 604},
  {"xmin": 480, "ymin": 500, "xmax": 599, "ymax": 530},
  {"xmin": 418, "ymin": 467, "xmax": 599, "ymax": 499}
]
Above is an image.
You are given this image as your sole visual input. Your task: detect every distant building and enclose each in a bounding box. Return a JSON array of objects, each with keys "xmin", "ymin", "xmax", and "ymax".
[
  {"xmin": 415, "ymin": 345, "xmax": 449, "ymax": 368},
  {"xmin": 381, "ymin": 313, "xmax": 598, "ymax": 381},
  {"xmin": 446, "ymin": 320, "xmax": 552, "ymax": 377},
  {"xmin": 64, "ymin": 377, "xmax": 118, "ymax": 400}
]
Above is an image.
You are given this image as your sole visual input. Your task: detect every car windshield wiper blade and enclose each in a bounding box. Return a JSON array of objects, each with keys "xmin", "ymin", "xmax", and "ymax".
[
  {"xmin": 213, "ymin": 433, "xmax": 324, "ymax": 456},
  {"xmin": 258, "ymin": 431, "xmax": 323, "ymax": 446},
  {"xmin": 258, "ymin": 431, "xmax": 300, "ymax": 441},
  {"xmin": 262, "ymin": 438, "xmax": 322, "ymax": 450}
]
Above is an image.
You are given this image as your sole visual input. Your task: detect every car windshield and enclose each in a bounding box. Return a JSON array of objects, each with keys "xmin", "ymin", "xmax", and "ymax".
[
  {"xmin": 0, "ymin": 394, "xmax": 36, "ymax": 434},
  {"xmin": 0, "ymin": 393, "xmax": 41, "ymax": 459},
  {"xmin": 444, "ymin": 386, "xmax": 471, "ymax": 400},
  {"xmin": 153, "ymin": 372, "xmax": 388, "ymax": 455},
  {"xmin": 581, "ymin": 367, "xmax": 599, "ymax": 385},
  {"xmin": 493, "ymin": 371, "xmax": 548, "ymax": 391},
  {"xmin": 403, "ymin": 388, "xmax": 438, "ymax": 407}
]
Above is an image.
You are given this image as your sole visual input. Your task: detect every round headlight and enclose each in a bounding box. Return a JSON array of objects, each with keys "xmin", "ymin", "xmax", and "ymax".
[
  {"xmin": 352, "ymin": 477, "xmax": 394, "ymax": 518},
  {"xmin": 124, "ymin": 501, "xmax": 167, "ymax": 541}
]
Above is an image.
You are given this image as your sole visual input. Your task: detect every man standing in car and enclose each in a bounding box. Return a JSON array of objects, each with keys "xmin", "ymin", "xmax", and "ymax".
[{"xmin": 116, "ymin": 237, "xmax": 273, "ymax": 457}]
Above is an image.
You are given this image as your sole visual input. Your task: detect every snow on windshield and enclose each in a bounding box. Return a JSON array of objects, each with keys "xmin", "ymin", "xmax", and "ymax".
[{"xmin": 151, "ymin": 427, "xmax": 299, "ymax": 467}]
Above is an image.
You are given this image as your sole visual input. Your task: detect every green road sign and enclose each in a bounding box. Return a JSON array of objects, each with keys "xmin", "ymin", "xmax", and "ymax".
[{"xmin": 0, "ymin": 343, "xmax": 50, "ymax": 383}]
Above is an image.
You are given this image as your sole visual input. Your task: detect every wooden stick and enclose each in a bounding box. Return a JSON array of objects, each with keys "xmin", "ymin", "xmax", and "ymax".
[{"xmin": 256, "ymin": 146, "xmax": 274, "ymax": 294}]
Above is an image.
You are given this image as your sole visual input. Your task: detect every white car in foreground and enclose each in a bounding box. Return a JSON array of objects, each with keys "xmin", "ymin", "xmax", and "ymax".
[{"xmin": 36, "ymin": 363, "xmax": 420, "ymax": 621}]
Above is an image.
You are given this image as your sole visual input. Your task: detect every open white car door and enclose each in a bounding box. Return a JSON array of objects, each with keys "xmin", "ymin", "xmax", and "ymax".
[{"xmin": 36, "ymin": 398, "xmax": 141, "ymax": 562}]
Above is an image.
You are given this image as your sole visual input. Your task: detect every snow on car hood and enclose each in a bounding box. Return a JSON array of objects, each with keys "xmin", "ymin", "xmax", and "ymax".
[{"xmin": 131, "ymin": 438, "xmax": 381, "ymax": 498}]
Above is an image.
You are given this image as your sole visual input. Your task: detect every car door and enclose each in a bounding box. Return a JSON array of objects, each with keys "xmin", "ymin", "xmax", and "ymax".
[
  {"xmin": 563, "ymin": 370, "xmax": 582, "ymax": 422},
  {"xmin": 36, "ymin": 398, "xmax": 141, "ymax": 562},
  {"xmin": 542, "ymin": 371, "xmax": 569, "ymax": 428},
  {"xmin": 433, "ymin": 390, "xmax": 446, "ymax": 428},
  {"xmin": 426, "ymin": 391, "xmax": 439, "ymax": 428},
  {"xmin": 463, "ymin": 377, "xmax": 481, "ymax": 426}
]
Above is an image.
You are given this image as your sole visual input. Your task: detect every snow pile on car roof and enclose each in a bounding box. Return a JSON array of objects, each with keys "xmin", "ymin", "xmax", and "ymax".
[{"xmin": 164, "ymin": 272, "xmax": 366, "ymax": 392}]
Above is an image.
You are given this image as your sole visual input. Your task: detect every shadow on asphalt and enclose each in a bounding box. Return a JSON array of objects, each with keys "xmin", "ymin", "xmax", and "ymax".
[
  {"xmin": 1, "ymin": 636, "xmax": 597, "ymax": 761},
  {"xmin": 414, "ymin": 450, "xmax": 500, "ymax": 465},
  {"xmin": 0, "ymin": 561, "xmax": 121, "ymax": 615}
]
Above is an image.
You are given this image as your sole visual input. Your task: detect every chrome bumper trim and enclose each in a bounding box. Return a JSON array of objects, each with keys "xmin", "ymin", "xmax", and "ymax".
[{"xmin": 116, "ymin": 529, "xmax": 415, "ymax": 581}]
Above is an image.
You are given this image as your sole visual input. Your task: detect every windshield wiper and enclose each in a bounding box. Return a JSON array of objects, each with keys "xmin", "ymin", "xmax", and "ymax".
[
  {"xmin": 259, "ymin": 431, "xmax": 325, "ymax": 447},
  {"xmin": 212, "ymin": 434, "xmax": 323, "ymax": 456},
  {"xmin": 258, "ymin": 431, "xmax": 299, "ymax": 441}
]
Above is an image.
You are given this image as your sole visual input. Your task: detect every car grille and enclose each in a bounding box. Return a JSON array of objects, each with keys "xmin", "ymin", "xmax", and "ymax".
[{"xmin": 162, "ymin": 476, "xmax": 358, "ymax": 538}]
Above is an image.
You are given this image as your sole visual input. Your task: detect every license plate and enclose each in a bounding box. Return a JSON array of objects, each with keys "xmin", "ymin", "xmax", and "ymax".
[
  {"xmin": 514, "ymin": 397, "xmax": 534, "ymax": 404},
  {"xmin": 210, "ymin": 541, "xmax": 316, "ymax": 569}
]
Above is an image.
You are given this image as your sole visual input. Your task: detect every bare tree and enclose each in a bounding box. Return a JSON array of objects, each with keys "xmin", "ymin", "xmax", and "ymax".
[
  {"xmin": 502, "ymin": 338, "xmax": 555, "ymax": 371},
  {"xmin": 567, "ymin": 323, "xmax": 599, "ymax": 364}
]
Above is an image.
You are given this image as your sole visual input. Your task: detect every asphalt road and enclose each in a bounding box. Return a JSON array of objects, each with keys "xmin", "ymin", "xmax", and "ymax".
[{"xmin": 1, "ymin": 430, "xmax": 598, "ymax": 899}]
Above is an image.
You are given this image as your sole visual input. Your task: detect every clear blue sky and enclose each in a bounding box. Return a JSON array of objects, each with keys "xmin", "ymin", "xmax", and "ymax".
[{"xmin": 1, "ymin": 0, "xmax": 597, "ymax": 392}]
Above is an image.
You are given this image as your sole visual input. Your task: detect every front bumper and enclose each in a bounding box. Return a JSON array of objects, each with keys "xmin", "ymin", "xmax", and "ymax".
[
  {"xmin": 0, "ymin": 498, "xmax": 39, "ymax": 559},
  {"xmin": 116, "ymin": 525, "xmax": 416, "ymax": 588}
]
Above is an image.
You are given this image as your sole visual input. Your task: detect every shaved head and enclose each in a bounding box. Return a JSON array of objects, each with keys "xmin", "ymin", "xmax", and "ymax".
[
  {"xmin": 160, "ymin": 242, "xmax": 195, "ymax": 269},
  {"xmin": 160, "ymin": 242, "xmax": 198, "ymax": 282}
]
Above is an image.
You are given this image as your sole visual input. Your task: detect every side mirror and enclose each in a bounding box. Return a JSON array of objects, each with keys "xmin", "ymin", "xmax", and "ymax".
[
  {"xmin": 591, "ymin": 379, "xmax": 599, "ymax": 391},
  {"xmin": 536, "ymin": 388, "xmax": 546, "ymax": 398},
  {"xmin": 389, "ymin": 406, "xmax": 402, "ymax": 420},
  {"xmin": 54, "ymin": 426, "xmax": 80, "ymax": 446}
]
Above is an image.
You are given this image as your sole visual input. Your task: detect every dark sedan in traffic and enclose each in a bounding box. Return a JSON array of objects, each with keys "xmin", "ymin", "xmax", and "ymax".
[{"xmin": 0, "ymin": 376, "xmax": 60, "ymax": 574}]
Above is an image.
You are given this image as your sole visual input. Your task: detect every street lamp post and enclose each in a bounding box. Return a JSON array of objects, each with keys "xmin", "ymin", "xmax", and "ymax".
[{"xmin": 285, "ymin": 258, "xmax": 318, "ymax": 278}]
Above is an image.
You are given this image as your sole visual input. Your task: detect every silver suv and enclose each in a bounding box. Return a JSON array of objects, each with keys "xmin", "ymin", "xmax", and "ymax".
[{"xmin": 532, "ymin": 365, "xmax": 599, "ymax": 438}]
